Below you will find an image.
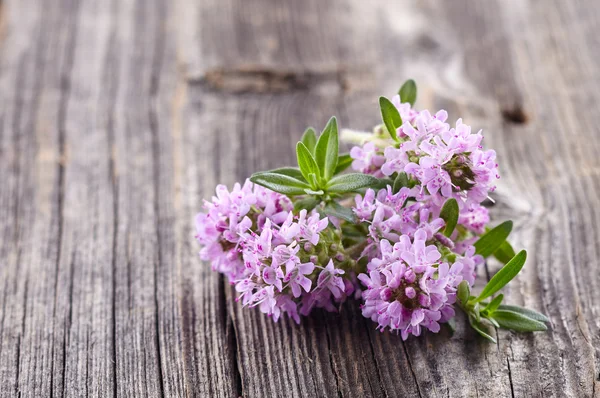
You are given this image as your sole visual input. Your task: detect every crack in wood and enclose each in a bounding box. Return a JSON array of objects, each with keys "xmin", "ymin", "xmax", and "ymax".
[
  {"xmin": 191, "ymin": 66, "xmax": 362, "ymax": 94},
  {"xmin": 223, "ymin": 281, "xmax": 244, "ymax": 397},
  {"xmin": 401, "ymin": 342, "xmax": 423, "ymax": 398},
  {"xmin": 506, "ymin": 357, "xmax": 515, "ymax": 398},
  {"xmin": 323, "ymin": 325, "xmax": 342, "ymax": 398},
  {"xmin": 363, "ymin": 323, "xmax": 388, "ymax": 398}
]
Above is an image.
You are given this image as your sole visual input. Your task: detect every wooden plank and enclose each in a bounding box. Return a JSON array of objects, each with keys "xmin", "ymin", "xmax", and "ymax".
[
  {"xmin": 0, "ymin": 0, "xmax": 599, "ymax": 397},
  {"xmin": 0, "ymin": 1, "xmax": 72, "ymax": 396},
  {"xmin": 186, "ymin": 0, "xmax": 600, "ymax": 397}
]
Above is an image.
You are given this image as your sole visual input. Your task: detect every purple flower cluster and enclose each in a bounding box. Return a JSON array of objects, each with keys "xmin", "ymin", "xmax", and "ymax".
[
  {"xmin": 353, "ymin": 186, "xmax": 446, "ymax": 260},
  {"xmin": 350, "ymin": 98, "xmax": 499, "ymax": 209},
  {"xmin": 195, "ymin": 180, "xmax": 293, "ymax": 282},
  {"xmin": 350, "ymin": 142, "xmax": 386, "ymax": 177},
  {"xmin": 384, "ymin": 115, "xmax": 499, "ymax": 207},
  {"xmin": 195, "ymin": 88, "xmax": 503, "ymax": 339},
  {"xmin": 195, "ymin": 180, "xmax": 351, "ymax": 323},
  {"xmin": 358, "ymin": 229, "xmax": 480, "ymax": 339},
  {"xmin": 346, "ymin": 97, "xmax": 496, "ymax": 336}
]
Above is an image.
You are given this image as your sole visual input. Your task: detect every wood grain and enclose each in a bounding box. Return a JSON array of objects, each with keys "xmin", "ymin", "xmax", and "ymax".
[{"xmin": 0, "ymin": 0, "xmax": 598, "ymax": 397}]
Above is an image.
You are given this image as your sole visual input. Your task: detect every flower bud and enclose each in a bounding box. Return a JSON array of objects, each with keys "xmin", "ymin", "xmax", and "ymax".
[
  {"xmin": 380, "ymin": 287, "xmax": 393, "ymax": 301},
  {"xmin": 418, "ymin": 294, "xmax": 430, "ymax": 307},
  {"xmin": 404, "ymin": 269, "xmax": 416, "ymax": 283}
]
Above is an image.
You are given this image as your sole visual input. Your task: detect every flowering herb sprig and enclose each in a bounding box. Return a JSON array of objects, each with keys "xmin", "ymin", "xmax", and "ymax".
[{"xmin": 194, "ymin": 79, "xmax": 548, "ymax": 342}]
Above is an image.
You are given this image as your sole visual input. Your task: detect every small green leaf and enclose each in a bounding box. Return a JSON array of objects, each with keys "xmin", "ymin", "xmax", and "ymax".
[
  {"xmin": 494, "ymin": 240, "xmax": 516, "ymax": 264},
  {"xmin": 293, "ymin": 197, "xmax": 321, "ymax": 212},
  {"xmin": 497, "ymin": 305, "xmax": 549, "ymax": 323},
  {"xmin": 326, "ymin": 173, "xmax": 381, "ymax": 194},
  {"xmin": 487, "ymin": 316, "xmax": 500, "ymax": 328},
  {"xmin": 308, "ymin": 173, "xmax": 319, "ymax": 189},
  {"xmin": 304, "ymin": 188, "xmax": 324, "ymax": 195},
  {"xmin": 254, "ymin": 167, "xmax": 307, "ymax": 183},
  {"xmin": 398, "ymin": 79, "xmax": 417, "ymax": 106},
  {"xmin": 483, "ymin": 294, "xmax": 504, "ymax": 314},
  {"xmin": 475, "ymin": 250, "xmax": 527, "ymax": 303},
  {"xmin": 492, "ymin": 310, "xmax": 548, "ymax": 332},
  {"xmin": 323, "ymin": 201, "xmax": 355, "ymax": 222},
  {"xmin": 474, "ymin": 220, "xmax": 513, "ymax": 257},
  {"xmin": 392, "ymin": 172, "xmax": 409, "ymax": 193},
  {"xmin": 334, "ymin": 154, "xmax": 353, "ymax": 175},
  {"xmin": 250, "ymin": 172, "xmax": 311, "ymax": 195},
  {"xmin": 301, "ymin": 127, "xmax": 317, "ymax": 153},
  {"xmin": 469, "ymin": 317, "xmax": 497, "ymax": 343},
  {"xmin": 379, "ymin": 97, "xmax": 402, "ymax": 141},
  {"xmin": 473, "ymin": 302, "xmax": 481, "ymax": 322},
  {"xmin": 314, "ymin": 117, "xmax": 339, "ymax": 182},
  {"xmin": 439, "ymin": 198, "xmax": 459, "ymax": 237},
  {"xmin": 296, "ymin": 142, "xmax": 321, "ymax": 188},
  {"xmin": 457, "ymin": 281, "xmax": 470, "ymax": 306}
]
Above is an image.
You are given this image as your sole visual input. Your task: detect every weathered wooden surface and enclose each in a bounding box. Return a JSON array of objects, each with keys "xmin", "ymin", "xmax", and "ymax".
[{"xmin": 0, "ymin": 0, "xmax": 599, "ymax": 396}]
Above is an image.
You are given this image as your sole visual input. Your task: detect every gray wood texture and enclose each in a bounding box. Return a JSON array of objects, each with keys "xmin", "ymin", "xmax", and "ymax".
[{"xmin": 0, "ymin": 0, "xmax": 598, "ymax": 396}]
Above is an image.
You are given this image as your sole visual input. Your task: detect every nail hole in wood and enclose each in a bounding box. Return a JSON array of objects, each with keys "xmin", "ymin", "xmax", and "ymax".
[{"xmin": 501, "ymin": 104, "xmax": 528, "ymax": 125}]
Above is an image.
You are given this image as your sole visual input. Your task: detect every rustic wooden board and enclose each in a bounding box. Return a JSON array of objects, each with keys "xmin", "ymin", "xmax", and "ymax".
[{"xmin": 0, "ymin": 0, "xmax": 598, "ymax": 397}]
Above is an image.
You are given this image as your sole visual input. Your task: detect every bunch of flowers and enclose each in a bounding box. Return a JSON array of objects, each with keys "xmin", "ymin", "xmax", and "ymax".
[{"xmin": 195, "ymin": 80, "xmax": 548, "ymax": 342}]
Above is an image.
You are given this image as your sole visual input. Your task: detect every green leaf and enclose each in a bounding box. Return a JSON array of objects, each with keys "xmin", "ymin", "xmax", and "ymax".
[
  {"xmin": 392, "ymin": 172, "xmax": 409, "ymax": 193},
  {"xmin": 457, "ymin": 281, "xmax": 470, "ymax": 306},
  {"xmin": 494, "ymin": 240, "xmax": 516, "ymax": 264},
  {"xmin": 296, "ymin": 142, "xmax": 321, "ymax": 188},
  {"xmin": 473, "ymin": 302, "xmax": 481, "ymax": 322},
  {"xmin": 475, "ymin": 250, "xmax": 527, "ymax": 302},
  {"xmin": 439, "ymin": 198, "xmax": 459, "ymax": 237},
  {"xmin": 314, "ymin": 117, "xmax": 339, "ymax": 182},
  {"xmin": 483, "ymin": 294, "xmax": 504, "ymax": 314},
  {"xmin": 250, "ymin": 172, "xmax": 310, "ymax": 196},
  {"xmin": 334, "ymin": 154, "xmax": 353, "ymax": 175},
  {"xmin": 326, "ymin": 173, "xmax": 381, "ymax": 194},
  {"xmin": 492, "ymin": 310, "xmax": 548, "ymax": 332},
  {"xmin": 293, "ymin": 197, "xmax": 321, "ymax": 212},
  {"xmin": 308, "ymin": 173, "xmax": 320, "ymax": 189},
  {"xmin": 304, "ymin": 188, "xmax": 324, "ymax": 195},
  {"xmin": 379, "ymin": 97, "xmax": 402, "ymax": 141},
  {"xmin": 497, "ymin": 305, "xmax": 549, "ymax": 323},
  {"xmin": 398, "ymin": 79, "xmax": 417, "ymax": 106},
  {"xmin": 254, "ymin": 167, "xmax": 307, "ymax": 183},
  {"xmin": 323, "ymin": 201, "xmax": 356, "ymax": 222},
  {"xmin": 474, "ymin": 220, "xmax": 513, "ymax": 257},
  {"xmin": 469, "ymin": 317, "xmax": 497, "ymax": 343},
  {"xmin": 487, "ymin": 316, "xmax": 500, "ymax": 328},
  {"xmin": 301, "ymin": 127, "xmax": 317, "ymax": 153}
]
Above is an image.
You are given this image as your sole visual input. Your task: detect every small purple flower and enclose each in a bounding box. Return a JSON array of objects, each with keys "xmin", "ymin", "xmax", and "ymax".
[
  {"xmin": 458, "ymin": 204, "xmax": 490, "ymax": 234},
  {"xmin": 350, "ymin": 142, "xmax": 386, "ymax": 177},
  {"xmin": 391, "ymin": 95, "xmax": 419, "ymax": 126},
  {"xmin": 317, "ymin": 260, "xmax": 346, "ymax": 299},
  {"xmin": 285, "ymin": 262, "xmax": 315, "ymax": 298},
  {"xmin": 297, "ymin": 209, "xmax": 329, "ymax": 245},
  {"xmin": 271, "ymin": 241, "xmax": 301, "ymax": 269},
  {"xmin": 358, "ymin": 229, "xmax": 470, "ymax": 339},
  {"xmin": 353, "ymin": 189, "xmax": 377, "ymax": 221}
]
